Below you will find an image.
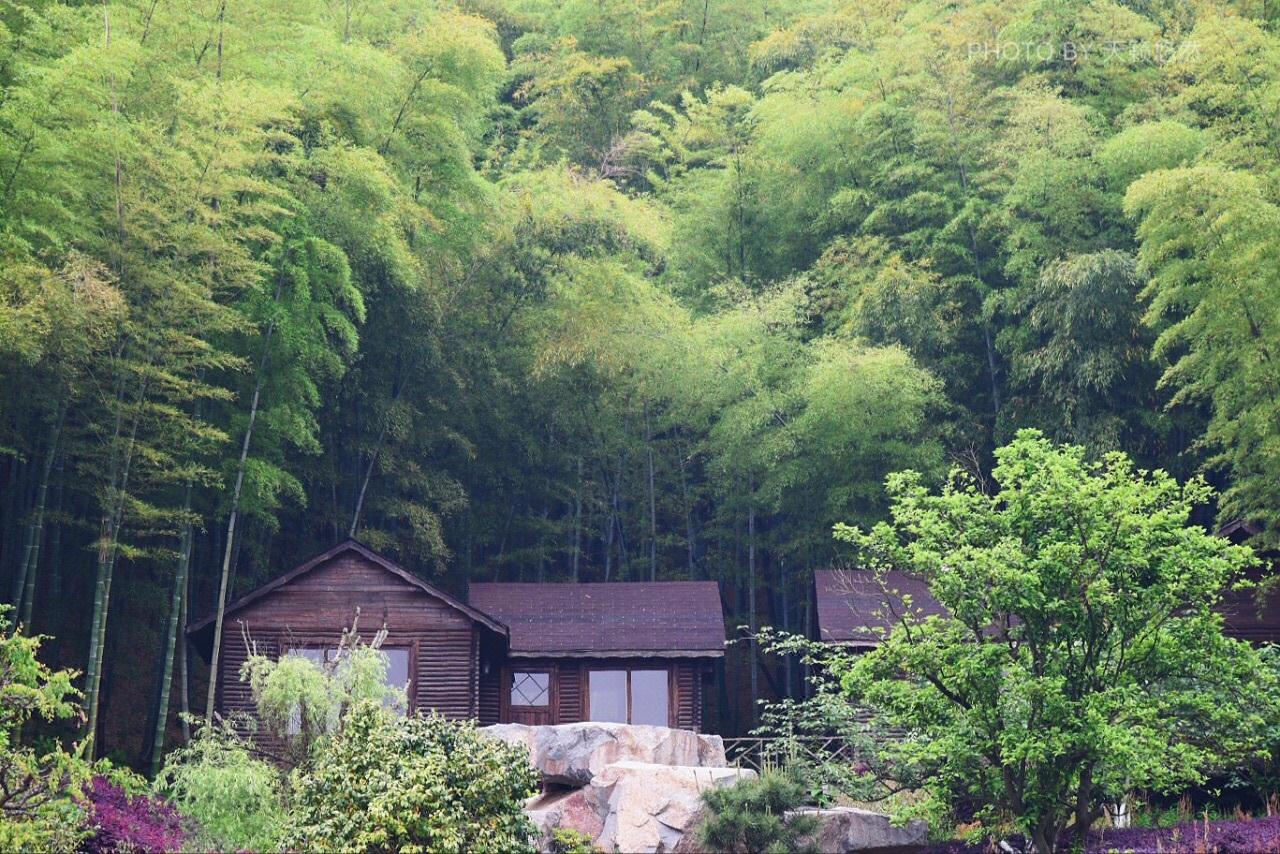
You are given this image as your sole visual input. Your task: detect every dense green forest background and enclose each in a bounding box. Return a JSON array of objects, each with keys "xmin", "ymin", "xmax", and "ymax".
[{"xmin": 2, "ymin": 0, "xmax": 1280, "ymax": 758}]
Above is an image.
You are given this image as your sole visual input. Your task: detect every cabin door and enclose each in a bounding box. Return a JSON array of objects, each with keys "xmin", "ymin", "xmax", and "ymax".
[{"xmin": 505, "ymin": 668, "xmax": 554, "ymax": 725}]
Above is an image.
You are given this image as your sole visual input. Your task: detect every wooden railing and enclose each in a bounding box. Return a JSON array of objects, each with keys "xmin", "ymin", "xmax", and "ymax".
[{"xmin": 722, "ymin": 735, "xmax": 863, "ymax": 774}]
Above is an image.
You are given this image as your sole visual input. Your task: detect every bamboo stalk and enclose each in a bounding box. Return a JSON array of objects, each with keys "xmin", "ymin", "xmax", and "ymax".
[
  {"xmin": 150, "ymin": 485, "xmax": 193, "ymax": 774},
  {"xmin": 19, "ymin": 402, "xmax": 66, "ymax": 630}
]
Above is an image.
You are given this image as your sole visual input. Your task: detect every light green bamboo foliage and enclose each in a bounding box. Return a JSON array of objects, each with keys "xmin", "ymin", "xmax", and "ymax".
[
  {"xmin": 155, "ymin": 718, "xmax": 286, "ymax": 852},
  {"xmin": 1127, "ymin": 166, "xmax": 1280, "ymax": 542}
]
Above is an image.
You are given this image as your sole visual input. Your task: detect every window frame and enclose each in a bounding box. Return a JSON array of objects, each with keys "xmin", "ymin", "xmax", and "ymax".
[
  {"xmin": 586, "ymin": 667, "xmax": 671, "ymax": 727},
  {"xmin": 280, "ymin": 637, "xmax": 416, "ymax": 715},
  {"xmin": 507, "ymin": 668, "xmax": 553, "ymax": 711}
]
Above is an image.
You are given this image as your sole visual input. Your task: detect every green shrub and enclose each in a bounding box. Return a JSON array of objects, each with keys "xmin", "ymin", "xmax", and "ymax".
[
  {"xmin": 698, "ymin": 770, "xmax": 819, "ymax": 854},
  {"xmin": 0, "ymin": 605, "xmax": 95, "ymax": 849},
  {"xmin": 549, "ymin": 826, "xmax": 600, "ymax": 853},
  {"xmin": 155, "ymin": 716, "xmax": 286, "ymax": 852},
  {"xmin": 0, "ymin": 798, "xmax": 88, "ymax": 852},
  {"xmin": 283, "ymin": 702, "xmax": 539, "ymax": 853}
]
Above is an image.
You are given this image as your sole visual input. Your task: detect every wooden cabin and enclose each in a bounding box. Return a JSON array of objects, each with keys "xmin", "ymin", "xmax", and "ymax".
[
  {"xmin": 187, "ymin": 540, "xmax": 725, "ymax": 735},
  {"xmin": 470, "ymin": 582, "xmax": 724, "ymax": 730},
  {"xmin": 812, "ymin": 568, "xmax": 945, "ymax": 648},
  {"xmin": 813, "ymin": 565, "xmax": 1280, "ymax": 647}
]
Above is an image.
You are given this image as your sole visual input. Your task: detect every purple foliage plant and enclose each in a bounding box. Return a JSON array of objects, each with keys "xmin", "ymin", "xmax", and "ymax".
[{"xmin": 81, "ymin": 775, "xmax": 188, "ymax": 853}]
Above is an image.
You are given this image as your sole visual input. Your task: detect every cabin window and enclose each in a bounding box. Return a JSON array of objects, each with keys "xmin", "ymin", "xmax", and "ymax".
[
  {"xmin": 282, "ymin": 646, "xmax": 411, "ymax": 732},
  {"xmin": 510, "ymin": 671, "xmax": 550, "ymax": 707},
  {"xmin": 383, "ymin": 647, "xmax": 411, "ymax": 711},
  {"xmin": 630, "ymin": 670, "xmax": 669, "ymax": 726},
  {"xmin": 283, "ymin": 648, "xmax": 338, "ymax": 735},
  {"xmin": 589, "ymin": 670, "xmax": 628, "ymax": 722},
  {"xmin": 587, "ymin": 669, "xmax": 668, "ymax": 727}
]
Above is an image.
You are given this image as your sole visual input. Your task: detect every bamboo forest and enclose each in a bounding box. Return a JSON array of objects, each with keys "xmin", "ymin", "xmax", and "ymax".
[{"xmin": 6, "ymin": 0, "xmax": 1280, "ymax": 851}]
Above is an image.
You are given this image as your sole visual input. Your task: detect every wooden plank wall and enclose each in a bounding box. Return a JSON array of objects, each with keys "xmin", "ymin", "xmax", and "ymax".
[
  {"xmin": 415, "ymin": 627, "xmax": 477, "ymax": 717},
  {"xmin": 478, "ymin": 666, "xmax": 501, "ymax": 725},
  {"xmin": 213, "ymin": 552, "xmax": 481, "ymax": 733},
  {"xmin": 676, "ymin": 663, "xmax": 699, "ymax": 729},
  {"xmin": 558, "ymin": 666, "xmax": 584, "ymax": 724}
]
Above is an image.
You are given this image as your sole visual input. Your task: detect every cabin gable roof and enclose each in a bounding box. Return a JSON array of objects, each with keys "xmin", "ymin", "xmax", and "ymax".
[
  {"xmin": 813, "ymin": 568, "xmax": 946, "ymax": 646},
  {"xmin": 186, "ymin": 539, "xmax": 508, "ymax": 639},
  {"xmin": 468, "ymin": 581, "xmax": 725, "ymax": 658}
]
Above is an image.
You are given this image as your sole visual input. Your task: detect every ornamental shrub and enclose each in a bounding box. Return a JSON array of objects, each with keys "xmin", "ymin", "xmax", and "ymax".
[
  {"xmin": 155, "ymin": 716, "xmax": 286, "ymax": 852},
  {"xmin": 0, "ymin": 799, "xmax": 88, "ymax": 852},
  {"xmin": 0, "ymin": 605, "xmax": 93, "ymax": 849},
  {"xmin": 240, "ymin": 625, "xmax": 405, "ymax": 766},
  {"xmin": 698, "ymin": 770, "xmax": 819, "ymax": 854},
  {"xmin": 81, "ymin": 776, "xmax": 187, "ymax": 853},
  {"xmin": 283, "ymin": 702, "xmax": 538, "ymax": 852}
]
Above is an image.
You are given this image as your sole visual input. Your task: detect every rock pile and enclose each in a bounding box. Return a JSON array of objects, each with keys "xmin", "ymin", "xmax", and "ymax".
[{"xmin": 482, "ymin": 722, "xmax": 926, "ymax": 854}]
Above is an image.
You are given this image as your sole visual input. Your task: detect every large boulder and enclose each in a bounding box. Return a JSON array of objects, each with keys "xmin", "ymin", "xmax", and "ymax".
[
  {"xmin": 525, "ymin": 787, "xmax": 606, "ymax": 851},
  {"xmin": 791, "ymin": 806, "xmax": 929, "ymax": 853},
  {"xmin": 592, "ymin": 761, "xmax": 757, "ymax": 853},
  {"xmin": 482, "ymin": 722, "xmax": 727, "ymax": 786},
  {"xmin": 521, "ymin": 760, "xmax": 756, "ymax": 853}
]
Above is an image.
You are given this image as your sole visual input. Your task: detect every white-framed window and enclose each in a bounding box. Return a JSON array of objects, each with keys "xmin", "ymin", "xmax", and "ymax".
[{"xmin": 587, "ymin": 668, "xmax": 669, "ymax": 727}]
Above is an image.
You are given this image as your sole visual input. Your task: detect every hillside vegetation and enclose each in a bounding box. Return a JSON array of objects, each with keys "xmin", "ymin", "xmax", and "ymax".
[{"xmin": 2, "ymin": 0, "xmax": 1280, "ymax": 756}]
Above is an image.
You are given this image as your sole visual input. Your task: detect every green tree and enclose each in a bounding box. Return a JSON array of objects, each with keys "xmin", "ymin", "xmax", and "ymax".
[
  {"xmin": 837, "ymin": 431, "xmax": 1270, "ymax": 852},
  {"xmin": 0, "ymin": 606, "xmax": 93, "ymax": 850},
  {"xmin": 1126, "ymin": 166, "xmax": 1280, "ymax": 541}
]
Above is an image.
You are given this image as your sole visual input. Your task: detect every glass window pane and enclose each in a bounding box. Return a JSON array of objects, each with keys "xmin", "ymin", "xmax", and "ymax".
[
  {"xmin": 511, "ymin": 672, "xmax": 549, "ymax": 707},
  {"xmin": 630, "ymin": 670, "xmax": 669, "ymax": 727},
  {"xmin": 384, "ymin": 648, "xmax": 410, "ymax": 714},
  {"xmin": 588, "ymin": 670, "xmax": 628, "ymax": 723},
  {"xmin": 283, "ymin": 648, "xmax": 327, "ymax": 734},
  {"xmin": 287, "ymin": 647, "xmax": 326, "ymax": 666}
]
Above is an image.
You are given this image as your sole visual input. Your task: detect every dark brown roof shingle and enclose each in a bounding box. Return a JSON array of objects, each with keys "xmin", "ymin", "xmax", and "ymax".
[
  {"xmin": 814, "ymin": 568, "xmax": 946, "ymax": 645},
  {"xmin": 469, "ymin": 581, "xmax": 725, "ymax": 657},
  {"xmin": 817, "ymin": 567, "xmax": 1280, "ymax": 646}
]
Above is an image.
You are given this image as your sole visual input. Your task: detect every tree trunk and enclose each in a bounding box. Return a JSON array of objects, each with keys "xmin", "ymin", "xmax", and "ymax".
[
  {"xmin": 8, "ymin": 503, "xmax": 34, "ymax": 610},
  {"xmin": 178, "ymin": 555, "xmax": 191, "ymax": 745},
  {"xmin": 45, "ymin": 451, "xmax": 65, "ymax": 623},
  {"xmin": 678, "ymin": 447, "xmax": 695, "ymax": 577},
  {"xmin": 747, "ymin": 494, "xmax": 758, "ymax": 724},
  {"xmin": 85, "ymin": 391, "xmax": 142, "ymax": 756},
  {"xmin": 613, "ymin": 454, "xmax": 628, "ymax": 574},
  {"xmin": 19, "ymin": 403, "xmax": 66, "ymax": 630},
  {"xmin": 645, "ymin": 406, "xmax": 657, "ymax": 582},
  {"xmin": 537, "ymin": 501, "xmax": 549, "ymax": 583},
  {"xmin": 571, "ymin": 457, "xmax": 582, "ymax": 581},
  {"xmin": 800, "ymin": 585, "xmax": 811, "ymax": 699},
  {"xmin": 781, "ymin": 557, "xmax": 792, "ymax": 697},
  {"xmin": 205, "ymin": 278, "xmax": 282, "ymax": 722},
  {"xmin": 984, "ymin": 322, "xmax": 1001, "ymax": 417},
  {"xmin": 349, "ymin": 418, "xmax": 390, "ymax": 538},
  {"xmin": 603, "ymin": 473, "xmax": 616, "ymax": 582},
  {"xmin": 1, "ymin": 458, "xmax": 27, "ymax": 605},
  {"xmin": 205, "ymin": 375, "xmax": 264, "ymax": 722},
  {"xmin": 150, "ymin": 485, "xmax": 193, "ymax": 774}
]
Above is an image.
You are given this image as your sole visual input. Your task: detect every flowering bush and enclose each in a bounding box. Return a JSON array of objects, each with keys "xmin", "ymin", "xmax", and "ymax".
[{"xmin": 81, "ymin": 776, "xmax": 187, "ymax": 853}]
